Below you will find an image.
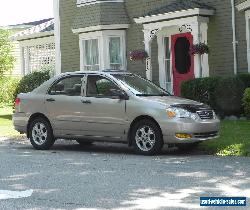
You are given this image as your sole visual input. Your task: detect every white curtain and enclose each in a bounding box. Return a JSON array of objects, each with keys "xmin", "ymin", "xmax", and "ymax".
[
  {"xmin": 84, "ymin": 39, "xmax": 99, "ymax": 70},
  {"xmin": 109, "ymin": 37, "xmax": 121, "ymax": 68}
]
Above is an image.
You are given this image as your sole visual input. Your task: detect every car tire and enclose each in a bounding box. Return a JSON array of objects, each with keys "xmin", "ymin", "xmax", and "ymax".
[
  {"xmin": 177, "ymin": 142, "xmax": 200, "ymax": 151},
  {"xmin": 131, "ymin": 119, "xmax": 163, "ymax": 155},
  {"xmin": 28, "ymin": 117, "xmax": 55, "ymax": 150},
  {"xmin": 76, "ymin": 140, "xmax": 93, "ymax": 146}
]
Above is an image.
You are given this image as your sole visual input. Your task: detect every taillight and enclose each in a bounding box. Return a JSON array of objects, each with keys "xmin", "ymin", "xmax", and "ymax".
[{"xmin": 15, "ymin": 98, "xmax": 21, "ymax": 107}]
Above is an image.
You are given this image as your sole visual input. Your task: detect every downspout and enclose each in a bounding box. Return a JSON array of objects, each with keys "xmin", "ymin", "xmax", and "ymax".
[{"xmin": 231, "ymin": 0, "xmax": 238, "ymax": 74}]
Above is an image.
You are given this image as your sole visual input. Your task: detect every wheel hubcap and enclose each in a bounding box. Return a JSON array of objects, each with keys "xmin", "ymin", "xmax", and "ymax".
[
  {"xmin": 32, "ymin": 122, "xmax": 48, "ymax": 145},
  {"xmin": 135, "ymin": 125, "xmax": 156, "ymax": 152}
]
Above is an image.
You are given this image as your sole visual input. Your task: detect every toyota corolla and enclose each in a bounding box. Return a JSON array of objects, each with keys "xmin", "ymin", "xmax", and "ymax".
[{"xmin": 13, "ymin": 71, "xmax": 220, "ymax": 155}]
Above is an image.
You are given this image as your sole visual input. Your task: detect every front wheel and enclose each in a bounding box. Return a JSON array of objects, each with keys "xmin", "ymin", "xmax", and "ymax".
[
  {"xmin": 28, "ymin": 117, "xmax": 55, "ymax": 150},
  {"xmin": 131, "ymin": 119, "xmax": 163, "ymax": 155}
]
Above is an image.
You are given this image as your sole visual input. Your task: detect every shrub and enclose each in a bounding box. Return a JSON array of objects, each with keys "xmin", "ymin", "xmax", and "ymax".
[
  {"xmin": 243, "ymin": 88, "xmax": 250, "ymax": 118},
  {"xmin": 181, "ymin": 75, "xmax": 246, "ymax": 117},
  {"xmin": 0, "ymin": 76, "xmax": 20, "ymax": 106},
  {"xmin": 236, "ymin": 73, "xmax": 250, "ymax": 89},
  {"xmin": 181, "ymin": 77, "xmax": 221, "ymax": 111},
  {"xmin": 13, "ymin": 70, "xmax": 51, "ymax": 102},
  {"xmin": 214, "ymin": 77, "xmax": 245, "ymax": 116}
]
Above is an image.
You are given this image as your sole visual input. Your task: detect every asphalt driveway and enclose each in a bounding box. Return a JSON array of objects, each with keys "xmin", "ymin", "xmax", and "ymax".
[{"xmin": 0, "ymin": 138, "xmax": 249, "ymax": 210}]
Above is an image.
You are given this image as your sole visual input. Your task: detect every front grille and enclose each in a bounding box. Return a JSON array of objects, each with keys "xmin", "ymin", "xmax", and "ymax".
[
  {"xmin": 197, "ymin": 110, "xmax": 214, "ymax": 120},
  {"xmin": 194, "ymin": 131, "xmax": 218, "ymax": 139}
]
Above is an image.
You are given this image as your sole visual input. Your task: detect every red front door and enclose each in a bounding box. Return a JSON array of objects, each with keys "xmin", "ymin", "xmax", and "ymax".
[{"xmin": 171, "ymin": 33, "xmax": 194, "ymax": 96}]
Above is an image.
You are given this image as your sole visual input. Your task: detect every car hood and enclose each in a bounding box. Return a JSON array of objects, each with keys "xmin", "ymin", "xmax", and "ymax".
[{"xmin": 140, "ymin": 96, "xmax": 203, "ymax": 107}]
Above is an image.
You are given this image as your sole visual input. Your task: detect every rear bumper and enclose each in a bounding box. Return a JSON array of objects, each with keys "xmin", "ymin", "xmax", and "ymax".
[
  {"xmin": 161, "ymin": 118, "xmax": 220, "ymax": 144},
  {"xmin": 12, "ymin": 112, "xmax": 29, "ymax": 134}
]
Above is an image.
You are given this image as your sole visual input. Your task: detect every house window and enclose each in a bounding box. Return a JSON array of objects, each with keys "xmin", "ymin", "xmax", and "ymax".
[
  {"xmin": 80, "ymin": 30, "xmax": 126, "ymax": 71},
  {"xmin": 109, "ymin": 37, "xmax": 122, "ymax": 69},
  {"xmin": 83, "ymin": 39, "xmax": 99, "ymax": 71}
]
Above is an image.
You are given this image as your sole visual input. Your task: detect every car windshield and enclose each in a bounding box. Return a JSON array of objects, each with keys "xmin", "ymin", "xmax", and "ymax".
[{"xmin": 112, "ymin": 74, "xmax": 171, "ymax": 96}]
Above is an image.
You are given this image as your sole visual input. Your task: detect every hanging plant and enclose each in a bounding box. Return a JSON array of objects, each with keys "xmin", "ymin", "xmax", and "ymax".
[
  {"xmin": 129, "ymin": 50, "xmax": 149, "ymax": 61},
  {"xmin": 190, "ymin": 43, "xmax": 209, "ymax": 55}
]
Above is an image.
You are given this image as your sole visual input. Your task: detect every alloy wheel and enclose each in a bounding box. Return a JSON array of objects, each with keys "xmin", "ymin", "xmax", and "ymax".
[{"xmin": 135, "ymin": 125, "xmax": 156, "ymax": 152}]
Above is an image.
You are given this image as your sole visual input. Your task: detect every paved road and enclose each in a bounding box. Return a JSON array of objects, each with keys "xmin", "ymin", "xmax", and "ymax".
[{"xmin": 0, "ymin": 138, "xmax": 249, "ymax": 210}]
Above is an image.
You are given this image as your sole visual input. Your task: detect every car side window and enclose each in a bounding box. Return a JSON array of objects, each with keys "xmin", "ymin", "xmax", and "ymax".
[
  {"xmin": 87, "ymin": 75, "xmax": 120, "ymax": 98},
  {"xmin": 49, "ymin": 76, "xmax": 83, "ymax": 96}
]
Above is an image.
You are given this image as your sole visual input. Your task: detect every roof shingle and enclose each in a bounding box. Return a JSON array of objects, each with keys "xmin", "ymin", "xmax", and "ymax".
[{"xmin": 140, "ymin": 0, "xmax": 215, "ymax": 17}]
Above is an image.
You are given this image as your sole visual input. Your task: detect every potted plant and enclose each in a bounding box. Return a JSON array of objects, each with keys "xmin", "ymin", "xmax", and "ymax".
[{"xmin": 129, "ymin": 50, "xmax": 149, "ymax": 61}]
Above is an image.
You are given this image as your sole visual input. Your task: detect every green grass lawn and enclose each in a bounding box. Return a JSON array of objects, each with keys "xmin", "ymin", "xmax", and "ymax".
[
  {"xmin": 0, "ymin": 106, "xmax": 21, "ymax": 137},
  {"xmin": 199, "ymin": 120, "xmax": 250, "ymax": 156},
  {"xmin": 0, "ymin": 106, "xmax": 250, "ymax": 156}
]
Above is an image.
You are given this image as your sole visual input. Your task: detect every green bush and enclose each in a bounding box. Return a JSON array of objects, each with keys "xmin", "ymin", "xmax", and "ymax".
[
  {"xmin": 243, "ymin": 88, "xmax": 250, "ymax": 118},
  {"xmin": 0, "ymin": 76, "xmax": 20, "ymax": 106},
  {"xmin": 181, "ymin": 77, "xmax": 221, "ymax": 111},
  {"xmin": 181, "ymin": 75, "xmax": 249, "ymax": 117},
  {"xmin": 214, "ymin": 77, "xmax": 245, "ymax": 116},
  {"xmin": 13, "ymin": 70, "xmax": 51, "ymax": 102},
  {"xmin": 236, "ymin": 73, "xmax": 250, "ymax": 89}
]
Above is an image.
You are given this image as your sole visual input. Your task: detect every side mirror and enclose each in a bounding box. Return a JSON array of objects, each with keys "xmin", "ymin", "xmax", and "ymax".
[{"xmin": 110, "ymin": 89, "xmax": 129, "ymax": 100}]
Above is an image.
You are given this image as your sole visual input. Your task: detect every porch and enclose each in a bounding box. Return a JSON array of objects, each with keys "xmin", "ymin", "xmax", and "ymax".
[{"xmin": 134, "ymin": 1, "xmax": 215, "ymax": 95}]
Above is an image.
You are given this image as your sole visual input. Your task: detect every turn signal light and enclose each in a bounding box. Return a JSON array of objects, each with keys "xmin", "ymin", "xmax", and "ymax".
[
  {"xmin": 167, "ymin": 110, "xmax": 176, "ymax": 118},
  {"xmin": 175, "ymin": 133, "xmax": 192, "ymax": 139}
]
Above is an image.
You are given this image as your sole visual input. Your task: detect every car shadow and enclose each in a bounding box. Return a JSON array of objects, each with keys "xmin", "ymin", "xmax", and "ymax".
[{"xmin": 16, "ymin": 138, "xmax": 210, "ymax": 156}]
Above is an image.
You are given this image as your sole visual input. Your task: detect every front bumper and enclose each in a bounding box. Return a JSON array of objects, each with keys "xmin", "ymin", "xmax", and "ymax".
[{"xmin": 160, "ymin": 118, "xmax": 220, "ymax": 144}]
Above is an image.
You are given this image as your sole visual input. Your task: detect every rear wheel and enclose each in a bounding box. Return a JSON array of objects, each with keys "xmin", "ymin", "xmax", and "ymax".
[
  {"xmin": 28, "ymin": 117, "xmax": 55, "ymax": 150},
  {"xmin": 131, "ymin": 119, "xmax": 163, "ymax": 155}
]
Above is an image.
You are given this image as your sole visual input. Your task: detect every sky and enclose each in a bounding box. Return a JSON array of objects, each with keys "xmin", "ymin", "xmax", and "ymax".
[{"xmin": 0, "ymin": 0, "xmax": 54, "ymax": 26}]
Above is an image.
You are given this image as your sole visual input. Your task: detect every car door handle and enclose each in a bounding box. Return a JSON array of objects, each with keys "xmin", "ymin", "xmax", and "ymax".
[
  {"xmin": 46, "ymin": 98, "xmax": 56, "ymax": 102},
  {"xmin": 81, "ymin": 100, "xmax": 91, "ymax": 104}
]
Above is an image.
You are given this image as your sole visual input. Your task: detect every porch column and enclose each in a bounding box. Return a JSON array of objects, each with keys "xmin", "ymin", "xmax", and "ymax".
[
  {"xmin": 143, "ymin": 29, "xmax": 153, "ymax": 80},
  {"xmin": 200, "ymin": 22, "xmax": 209, "ymax": 77},
  {"xmin": 191, "ymin": 22, "xmax": 202, "ymax": 78},
  {"xmin": 191, "ymin": 18, "xmax": 209, "ymax": 78}
]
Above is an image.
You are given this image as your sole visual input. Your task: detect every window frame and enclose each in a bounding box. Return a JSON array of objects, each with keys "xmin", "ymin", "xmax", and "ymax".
[
  {"xmin": 47, "ymin": 75, "xmax": 86, "ymax": 97},
  {"xmin": 108, "ymin": 36, "xmax": 123, "ymax": 70},
  {"xmin": 79, "ymin": 30, "xmax": 126, "ymax": 72},
  {"xmin": 82, "ymin": 38, "xmax": 100, "ymax": 71}
]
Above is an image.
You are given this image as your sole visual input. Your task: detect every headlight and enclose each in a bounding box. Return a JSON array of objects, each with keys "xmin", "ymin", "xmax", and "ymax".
[{"xmin": 166, "ymin": 107, "xmax": 198, "ymax": 120}]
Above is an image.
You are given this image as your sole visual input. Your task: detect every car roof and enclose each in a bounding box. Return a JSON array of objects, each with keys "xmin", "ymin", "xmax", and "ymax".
[{"xmin": 62, "ymin": 70, "xmax": 132, "ymax": 76}]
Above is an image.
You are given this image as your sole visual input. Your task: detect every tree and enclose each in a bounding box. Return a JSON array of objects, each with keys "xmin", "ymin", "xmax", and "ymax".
[{"xmin": 0, "ymin": 29, "xmax": 15, "ymax": 77}]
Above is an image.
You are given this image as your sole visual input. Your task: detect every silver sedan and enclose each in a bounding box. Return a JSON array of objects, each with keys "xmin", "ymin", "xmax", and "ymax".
[{"xmin": 13, "ymin": 71, "xmax": 220, "ymax": 155}]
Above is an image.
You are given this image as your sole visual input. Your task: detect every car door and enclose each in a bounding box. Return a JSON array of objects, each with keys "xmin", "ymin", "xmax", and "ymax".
[
  {"xmin": 45, "ymin": 74, "xmax": 87, "ymax": 137},
  {"xmin": 80, "ymin": 74, "xmax": 127, "ymax": 141}
]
